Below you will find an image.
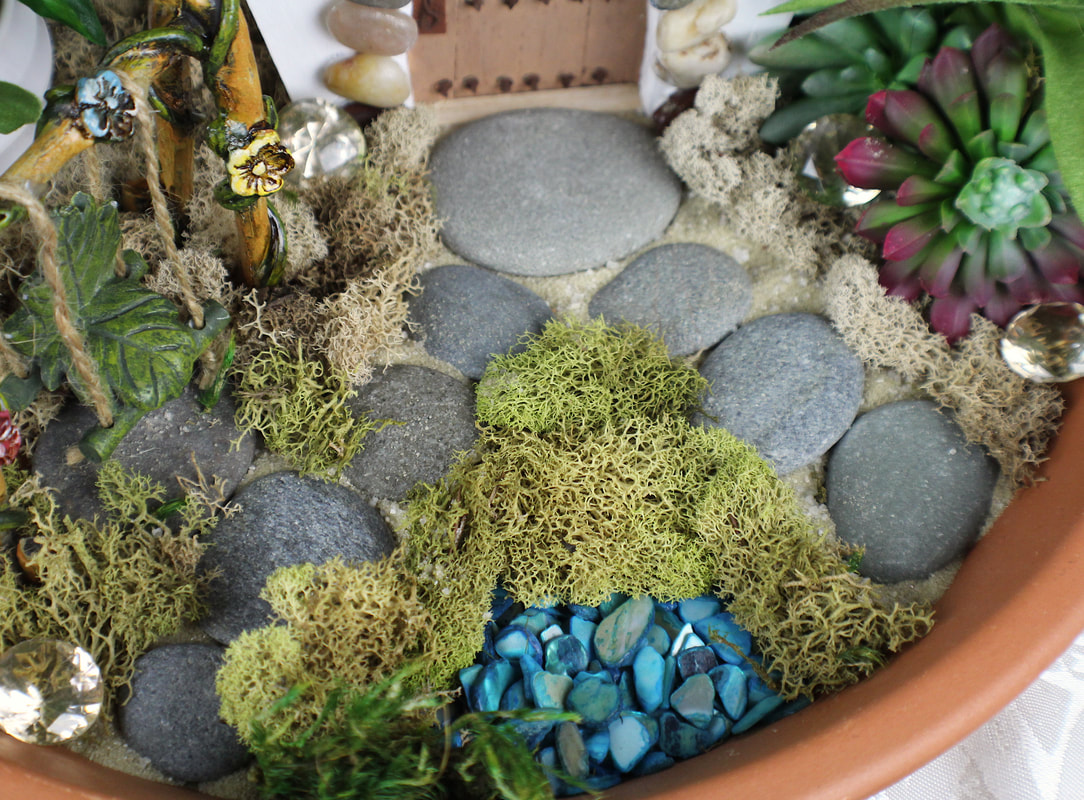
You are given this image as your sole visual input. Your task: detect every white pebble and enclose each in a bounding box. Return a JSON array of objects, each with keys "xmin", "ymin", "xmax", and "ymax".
[
  {"xmin": 656, "ymin": 0, "xmax": 737, "ymax": 53},
  {"xmin": 656, "ymin": 33, "xmax": 731, "ymax": 89}
]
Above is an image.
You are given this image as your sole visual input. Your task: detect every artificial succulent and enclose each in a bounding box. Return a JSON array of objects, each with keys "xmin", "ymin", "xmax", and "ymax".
[
  {"xmin": 834, "ymin": 24, "xmax": 1084, "ymax": 342},
  {"xmin": 751, "ymin": 6, "xmax": 994, "ymax": 144}
]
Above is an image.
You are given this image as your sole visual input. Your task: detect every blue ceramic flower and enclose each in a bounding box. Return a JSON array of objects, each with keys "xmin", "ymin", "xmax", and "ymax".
[{"xmin": 75, "ymin": 71, "xmax": 135, "ymax": 141}]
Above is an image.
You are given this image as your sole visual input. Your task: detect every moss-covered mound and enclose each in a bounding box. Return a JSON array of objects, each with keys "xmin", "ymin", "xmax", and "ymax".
[
  {"xmin": 0, "ymin": 463, "xmax": 211, "ymax": 709},
  {"xmin": 403, "ymin": 319, "xmax": 933, "ymax": 698}
]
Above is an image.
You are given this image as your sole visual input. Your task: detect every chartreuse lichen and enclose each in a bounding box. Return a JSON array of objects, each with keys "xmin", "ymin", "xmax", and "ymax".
[
  {"xmin": 403, "ymin": 319, "xmax": 933, "ymax": 699},
  {"xmin": 234, "ymin": 341, "xmax": 379, "ymax": 480},
  {"xmin": 216, "ymin": 554, "xmax": 432, "ymax": 740},
  {"xmin": 0, "ymin": 462, "xmax": 211, "ymax": 710}
]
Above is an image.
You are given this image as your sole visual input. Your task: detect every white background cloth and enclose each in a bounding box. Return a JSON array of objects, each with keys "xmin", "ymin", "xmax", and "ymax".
[{"xmin": 871, "ymin": 630, "xmax": 1084, "ymax": 800}]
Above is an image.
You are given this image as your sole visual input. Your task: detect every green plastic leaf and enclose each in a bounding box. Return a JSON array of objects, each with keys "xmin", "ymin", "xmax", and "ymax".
[
  {"xmin": 0, "ymin": 81, "xmax": 42, "ymax": 135},
  {"xmin": 749, "ymin": 29, "xmax": 861, "ymax": 70},
  {"xmin": 759, "ymin": 91, "xmax": 872, "ymax": 144},
  {"xmin": 800, "ymin": 65, "xmax": 878, "ymax": 97},
  {"xmin": 1, "ymin": 194, "xmax": 230, "ymax": 413},
  {"xmin": 0, "ymin": 372, "xmax": 43, "ymax": 411},
  {"xmin": 1032, "ymin": 7, "xmax": 1084, "ymax": 220},
  {"xmin": 17, "ymin": 0, "xmax": 106, "ymax": 46}
]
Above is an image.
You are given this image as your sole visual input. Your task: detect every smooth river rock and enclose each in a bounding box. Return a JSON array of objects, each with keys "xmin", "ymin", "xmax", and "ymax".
[
  {"xmin": 344, "ymin": 364, "xmax": 477, "ymax": 501},
  {"xmin": 588, "ymin": 243, "xmax": 751, "ymax": 356},
  {"xmin": 32, "ymin": 385, "xmax": 256, "ymax": 521},
  {"xmin": 410, "ymin": 264, "xmax": 553, "ymax": 378},
  {"xmin": 119, "ymin": 644, "xmax": 250, "ymax": 783},
  {"xmin": 199, "ymin": 472, "xmax": 396, "ymax": 642},
  {"xmin": 429, "ymin": 108, "xmax": 683, "ymax": 276},
  {"xmin": 826, "ymin": 400, "xmax": 1000, "ymax": 582},
  {"xmin": 327, "ymin": 1, "xmax": 418, "ymax": 56},
  {"xmin": 694, "ymin": 313, "xmax": 863, "ymax": 474},
  {"xmin": 324, "ymin": 53, "xmax": 411, "ymax": 107}
]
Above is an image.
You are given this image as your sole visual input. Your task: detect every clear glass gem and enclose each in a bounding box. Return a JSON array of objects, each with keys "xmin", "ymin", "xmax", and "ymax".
[
  {"xmin": 0, "ymin": 639, "xmax": 103, "ymax": 744},
  {"xmin": 277, "ymin": 99, "xmax": 367, "ymax": 189},
  {"xmin": 1000, "ymin": 302, "xmax": 1084, "ymax": 383},
  {"xmin": 791, "ymin": 115, "xmax": 881, "ymax": 208}
]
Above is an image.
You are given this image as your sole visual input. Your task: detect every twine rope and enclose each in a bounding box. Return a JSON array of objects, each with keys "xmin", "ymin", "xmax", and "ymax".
[
  {"xmin": 115, "ymin": 70, "xmax": 205, "ymax": 329},
  {"xmin": 0, "ymin": 180, "xmax": 114, "ymax": 426}
]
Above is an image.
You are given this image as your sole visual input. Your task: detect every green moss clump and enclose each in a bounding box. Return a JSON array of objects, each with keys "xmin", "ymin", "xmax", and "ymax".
[
  {"xmin": 476, "ymin": 318, "xmax": 707, "ymax": 433},
  {"xmin": 234, "ymin": 341, "xmax": 377, "ymax": 480},
  {"xmin": 0, "ymin": 463, "xmax": 210, "ymax": 708},
  {"xmin": 403, "ymin": 319, "xmax": 933, "ymax": 698},
  {"xmin": 217, "ymin": 554, "xmax": 432, "ymax": 740}
]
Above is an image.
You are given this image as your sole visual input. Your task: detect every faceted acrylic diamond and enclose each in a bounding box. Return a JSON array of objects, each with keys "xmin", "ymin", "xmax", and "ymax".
[
  {"xmin": 792, "ymin": 115, "xmax": 880, "ymax": 208},
  {"xmin": 277, "ymin": 99, "xmax": 367, "ymax": 190},
  {"xmin": 0, "ymin": 639, "xmax": 103, "ymax": 744},
  {"xmin": 1000, "ymin": 302, "xmax": 1084, "ymax": 383}
]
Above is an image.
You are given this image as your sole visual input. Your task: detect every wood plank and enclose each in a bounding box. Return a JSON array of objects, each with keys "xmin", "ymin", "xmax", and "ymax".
[
  {"xmin": 583, "ymin": 0, "xmax": 647, "ymax": 85},
  {"xmin": 424, "ymin": 82, "xmax": 641, "ymax": 127}
]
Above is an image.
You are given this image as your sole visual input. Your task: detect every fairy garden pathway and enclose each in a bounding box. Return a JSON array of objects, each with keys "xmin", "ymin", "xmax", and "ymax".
[{"xmin": 31, "ymin": 108, "xmax": 1000, "ymax": 787}]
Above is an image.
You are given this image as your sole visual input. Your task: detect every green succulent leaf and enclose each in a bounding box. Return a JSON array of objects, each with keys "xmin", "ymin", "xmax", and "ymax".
[
  {"xmin": 759, "ymin": 91, "xmax": 873, "ymax": 144},
  {"xmin": 17, "ymin": 0, "xmax": 106, "ymax": 47},
  {"xmin": 1, "ymin": 194, "xmax": 229, "ymax": 412},
  {"xmin": 0, "ymin": 81, "xmax": 42, "ymax": 135}
]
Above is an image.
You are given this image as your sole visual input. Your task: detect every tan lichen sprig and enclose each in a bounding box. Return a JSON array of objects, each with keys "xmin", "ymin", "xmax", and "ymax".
[
  {"xmin": 233, "ymin": 341, "xmax": 377, "ymax": 480},
  {"xmin": 0, "ymin": 464, "xmax": 211, "ymax": 711},
  {"xmin": 216, "ymin": 554, "xmax": 432, "ymax": 741},
  {"xmin": 824, "ymin": 255, "xmax": 1063, "ymax": 485},
  {"xmin": 228, "ymin": 127, "xmax": 295, "ymax": 198},
  {"xmin": 659, "ymin": 74, "xmax": 872, "ymax": 276}
]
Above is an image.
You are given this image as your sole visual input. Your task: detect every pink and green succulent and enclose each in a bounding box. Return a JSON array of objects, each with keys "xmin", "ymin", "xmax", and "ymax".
[{"xmin": 834, "ymin": 24, "xmax": 1084, "ymax": 341}]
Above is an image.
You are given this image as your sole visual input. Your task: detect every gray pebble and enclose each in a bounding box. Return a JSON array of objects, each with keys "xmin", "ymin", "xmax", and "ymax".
[
  {"xmin": 198, "ymin": 472, "xmax": 396, "ymax": 642},
  {"xmin": 32, "ymin": 386, "xmax": 255, "ymax": 521},
  {"xmin": 429, "ymin": 108, "xmax": 682, "ymax": 276},
  {"xmin": 826, "ymin": 400, "xmax": 1000, "ymax": 582},
  {"xmin": 410, "ymin": 264, "xmax": 552, "ymax": 378},
  {"xmin": 344, "ymin": 365, "xmax": 478, "ymax": 501},
  {"xmin": 118, "ymin": 644, "xmax": 250, "ymax": 783},
  {"xmin": 589, "ymin": 243, "xmax": 751, "ymax": 356},
  {"xmin": 346, "ymin": 0, "xmax": 410, "ymax": 7},
  {"xmin": 650, "ymin": 0, "xmax": 696, "ymax": 8},
  {"xmin": 694, "ymin": 313, "xmax": 863, "ymax": 474}
]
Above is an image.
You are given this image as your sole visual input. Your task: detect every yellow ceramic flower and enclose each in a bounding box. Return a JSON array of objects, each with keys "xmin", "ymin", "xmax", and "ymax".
[{"xmin": 227, "ymin": 128, "xmax": 294, "ymax": 197}]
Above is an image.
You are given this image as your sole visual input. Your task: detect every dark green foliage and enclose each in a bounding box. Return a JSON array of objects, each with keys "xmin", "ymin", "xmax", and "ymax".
[
  {"xmin": 0, "ymin": 81, "xmax": 42, "ymax": 135},
  {"xmin": 17, "ymin": 0, "xmax": 106, "ymax": 46},
  {"xmin": 751, "ymin": 6, "xmax": 994, "ymax": 143},
  {"xmin": 249, "ymin": 667, "xmax": 577, "ymax": 800}
]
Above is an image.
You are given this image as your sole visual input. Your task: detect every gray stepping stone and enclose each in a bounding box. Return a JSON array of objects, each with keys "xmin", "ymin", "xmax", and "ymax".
[
  {"xmin": 32, "ymin": 386, "xmax": 255, "ymax": 521},
  {"xmin": 589, "ymin": 243, "xmax": 752, "ymax": 356},
  {"xmin": 118, "ymin": 644, "xmax": 250, "ymax": 783},
  {"xmin": 429, "ymin": 108, "xmax": 683, "ymax": 276},
  {"xmin": 410, "ymin": 264, "xmax": 552, "ymax": 379},
  {"xmin": 826, "ymin": 400, "xmax": 1000, "ymax": 582},
  {"xmin": 344, "ymin": 365, "xmax": 477, "ymax": 500},
  {"xmin": 694, "ymin": 313, "xmax": 863, "ymax": 474},
  {"xmin": 198, "ymin": 471, "xmax": 396, "ymax": 642}
]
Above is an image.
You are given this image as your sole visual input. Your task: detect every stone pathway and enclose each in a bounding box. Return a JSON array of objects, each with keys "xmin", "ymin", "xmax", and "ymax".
[{"xmin": 29, "ymin": 108, "xmax": 1003, "ymax": 785}]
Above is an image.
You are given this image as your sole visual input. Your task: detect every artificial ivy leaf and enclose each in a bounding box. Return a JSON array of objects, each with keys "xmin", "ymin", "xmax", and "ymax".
[
  {"xmin": 0, "ymin": 81, "xmax": 42, "ymax": 135},
  {"xmin": 17, "ymin": 0, "xmax": 106, "ymax": 46},
  {"xmin": 1, "ymin": 194, "xmax": 230, "ymax": 412}
]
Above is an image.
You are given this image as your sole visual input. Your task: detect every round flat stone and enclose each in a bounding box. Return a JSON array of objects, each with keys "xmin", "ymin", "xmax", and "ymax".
[
  {"xmin": 32, "ymin": 386, "xmax": 255, "ymax": 521},
  {"xmin": 694, "ymin": 313, "xmax": 863, "ymax": 474},
  {"xmin": 344, "ymin": 365, "xmax": 477, "ymax": 500},
  {"xmin": 589, "ymin": 244, "xmax": 751, "ymax": 356},
  {"xmin": 429, "ymin": 108, "xmax": 682, "ymax": 277},
  {"xmin": 198, "ymin": 472, "xmax": 396, "ymax": 642},
  {"xmin": 118, "ymin": 644, "xmax": 250, "ymax": 783},
  {"xmin": 826, "ymin": 400, "xmax": 1000, "ymax": 582},
  {"xmin": 410, "ymin": 264, "xmax": 553, "ymax": 379}
]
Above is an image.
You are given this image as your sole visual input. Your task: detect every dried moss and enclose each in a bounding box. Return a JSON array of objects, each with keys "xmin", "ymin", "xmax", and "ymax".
[
  {"xmin": 216, "ymin": 554, "xmax": 432, "ymax": 740},
  {"xmin": 824, "ymin": 255, "xmax": 1062, "ymax": 485},
  {"xmin": 0, "ymin": 463, "xmax": 210, "ymax": 709},
  {"xmin": 403, "ymin": 321, "xmax": 932, "ymax": 697},
  {"xmin": 476, "ymin": 318, "xmax": 707, "ymax": 433},
  {"xmin": 659, "ymin": 74, "xmax": 871, "ymax": 276},
  {"xmin": 690, "ymin": 426, "xmax": 933, "ymax": 698},
  {"xmin": 234, "ymin": 341, "xmax": 376, "ymax": 480}
]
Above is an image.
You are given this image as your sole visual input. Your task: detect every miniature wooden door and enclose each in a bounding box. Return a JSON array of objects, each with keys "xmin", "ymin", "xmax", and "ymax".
[{"xmin": 409, "ymin": 0, "xmax": 647, "ymax": 102}]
